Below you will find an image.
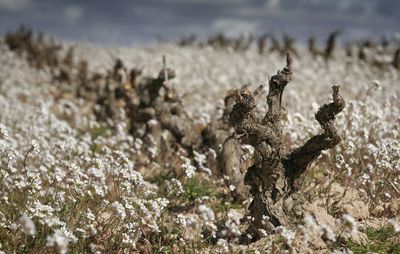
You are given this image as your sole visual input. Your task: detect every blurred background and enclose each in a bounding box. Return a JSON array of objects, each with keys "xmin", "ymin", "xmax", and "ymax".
[{"xmin": 0, "ymin": 0, "xmax": 399, "ymax": 46}]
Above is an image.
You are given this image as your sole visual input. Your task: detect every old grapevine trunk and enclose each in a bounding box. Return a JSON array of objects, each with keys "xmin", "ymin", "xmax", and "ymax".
[{"xmin": 228, "ymin": 53, "xmax": 345, "ymax": 241}]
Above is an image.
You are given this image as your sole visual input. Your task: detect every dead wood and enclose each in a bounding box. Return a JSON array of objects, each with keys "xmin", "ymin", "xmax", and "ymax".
[
  {"xmin": 216, "ymin": 85, "xmax": 266, "ymax": 200},
  {"xmin": 223, "ymin": 53, "xmax": 345, "ymax": 242},
  {"xmin": 393, "ymin": 48, "xmax": 400, "ymax": 70},
  {"xmin": 324, "ymin": 30, "xmax": 340, "ymax": 61}
]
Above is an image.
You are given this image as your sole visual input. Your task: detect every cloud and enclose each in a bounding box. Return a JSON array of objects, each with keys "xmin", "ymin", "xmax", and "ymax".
[
  {"xmin": 0, "ymin": 0, "xmax": 398, "ymax": 45},
  {"xmin": 376, "ymin": 0, "xmax": 400, "ymax": 20},
  {"xmin": 64, "ymin": 5, "xmax": 83, "ymax": 23},
  {"xmin": 265, "ymin": 0, "xmax": 281, "ymax": 11},
  {"xmin": 212, "ymin": 18, "xmax": 258, "ymax": 36},
  {"xmin": 0, "ymin": 0, "xmax": 30, "ymax": 11},
  {"xmin": 158, "ymin": 0, "xmax": 243, "ymax": 3}
]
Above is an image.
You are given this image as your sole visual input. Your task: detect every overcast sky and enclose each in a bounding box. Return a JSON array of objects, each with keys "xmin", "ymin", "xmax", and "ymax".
[{"xmin": 0, "ymin": 0, "xmax": 399, "ymax": 46}]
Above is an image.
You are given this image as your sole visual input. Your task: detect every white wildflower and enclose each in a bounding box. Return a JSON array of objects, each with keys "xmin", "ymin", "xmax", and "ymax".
[
  {"xmin": 304, "ymin": 214, "xmax": 319, "ymax": 232},
  {"xmin": 112, "ymin": 202, "xmax": 126, "ymax": 220},
  {"xmin": 19, "ymin": 214, "xmax": 36, "ymax": 236},
  {"xmin": 198, "ymin": 205, "xmax": 215, "ymax": 222},
  {"xmin": 259, "ymin": 229, "xmax": 268, "ymax": 237},
  {"xmin": 223, "ymin": 210, "xmax": 243, "ymax": 237},
  {"xmin": 0, "ymin": 124, "xmax": 8, "ymax": 139},
  {"xmin": 194, "ymin": 151, "xmax": 212, "ymax": 175},
  {"xmin": 276, "ymin": 226, "xmax": 295, "ymax": 246},
  {"xmin": 217, "ymin": 238, "xmax": 229, "ymax": 252},
  {"xmin": 89, "ymin": 243, "xmax": 102, "ymax": 254},
  {"xmin": 87, "ymin": 167, "xmax": 105, "ymax": 180},
  {"xmin": 133, "ymin": 138, "xmax": 143, "ymax": 150},
  {"xmin": 321, "ymin": 224, "xmax": 336, "ymax": 242},
  {"xmin": 181, "ymin": 156, "xmax": 196, "ymax": 178},
  {"xmin": 44, "ymin": 217, "xmax": 64, "ymax": 227},
  {"xmin": 31, "ymin": 139, "xmax": 41, "ymax": 153},
  {"xmin": 174, "ymin": 214, "xmax": 187, "ymax": 227},
  {"xmin": 46, "ymin": 230, "xmax": 69, "ymax": 254},
  {"xmin": 342, "ymin": 214, "xmax": 358, "ymax": 236},
  {"xmin": 86, "ymin": 209, "xmax": 96, "ymax": 221},
  {"xmin": 389, "ymin": 219, "xmax": 400, "ymax": 233},
  {"xmin": 167, "ymin": 178, "xmax": 184, "ymax": 195}
]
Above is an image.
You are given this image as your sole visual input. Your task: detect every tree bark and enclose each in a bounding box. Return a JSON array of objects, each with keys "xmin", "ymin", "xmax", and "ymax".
[{"xmin": 226, "ymin": 53, "xmax": 345, "ymax": 242}]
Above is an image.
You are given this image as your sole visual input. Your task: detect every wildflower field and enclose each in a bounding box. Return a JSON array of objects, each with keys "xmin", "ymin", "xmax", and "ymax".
[{"xmin": 0, "ymin": 29, "xmax": 399, "ymax": 253}]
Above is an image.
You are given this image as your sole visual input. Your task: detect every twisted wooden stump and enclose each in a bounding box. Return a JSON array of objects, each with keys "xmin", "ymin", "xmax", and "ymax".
[{"xmin": 227, "ymin": 53, "xmax": 345, "ymax": 241}]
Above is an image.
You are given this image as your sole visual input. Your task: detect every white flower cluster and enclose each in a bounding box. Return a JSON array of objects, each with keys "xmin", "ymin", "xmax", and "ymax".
[
  {"xmin": 341, "ymin": 214, "xmax": 358, "ymax": 237},
  {"xmin": 0, "ymin": 44, "xmax": 171, "ymax": 252},
  {"xmin": 46, "ymin": 230, "xmax": 71, "ymax": 254},
  {"xmin": 166, "ymin": 178, "xmax": 184, "ymax": 196},
  {"xmin": 0, "ymin": 124, "xmax": 8, "ymax": 140},
  {"xmin": 181, "ymin": 156, "xmax": 196, "ymax": 178},
  {"xmin": 18, "ymin": 214, "xmax": 36, "ymax": 236},
  {"xmin": 221, "ymin": 209, "xmax": 243, "ymax": 241},
  {"xmin": 275, "ymin": 226, "xmax": 296, "ymax": 246},
  {"xmin": 389, "ymin": 219, "xmax": 400, "ymax": 233},
  {"xmin": 31, "ymin": 139, "xmax": 41, "ymax": 153}
]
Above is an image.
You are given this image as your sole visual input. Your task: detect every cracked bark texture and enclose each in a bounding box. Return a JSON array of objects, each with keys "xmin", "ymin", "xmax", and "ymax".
[
  {"xmin": 226, "ymin": 53, "xmax": 345, "ymax": 241},
  {"xmin": 218, "ymin": 85, "xmax": 265, "ymax": 201}
]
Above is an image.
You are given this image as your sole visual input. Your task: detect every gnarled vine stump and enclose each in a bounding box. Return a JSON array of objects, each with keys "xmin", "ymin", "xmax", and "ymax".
[{"xmin": 227, "ymin": 53, "xmax": 345, "ymax": 241}]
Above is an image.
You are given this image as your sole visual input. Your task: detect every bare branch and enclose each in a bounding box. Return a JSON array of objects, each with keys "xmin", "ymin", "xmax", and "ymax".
[
  {"xmin": 229, "ymin": 88, "xmax": 278, "ymax": 146},
  {"xmin": 285, "ymin": 85, "xmax": 345, "ymax": 188},
  {"xmin": 263, "ymin": 52, "xmax": 293, "ymax": 126}
]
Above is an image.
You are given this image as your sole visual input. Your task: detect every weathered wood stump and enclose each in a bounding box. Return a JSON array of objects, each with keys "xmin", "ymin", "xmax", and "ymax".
[
  {"xmin": 226, "ymin": 53, "xmax": 345, "ymax": 241},
  {"xmin": 218, "ymin": 86, "xmax": 265, "ymax": 201}
]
